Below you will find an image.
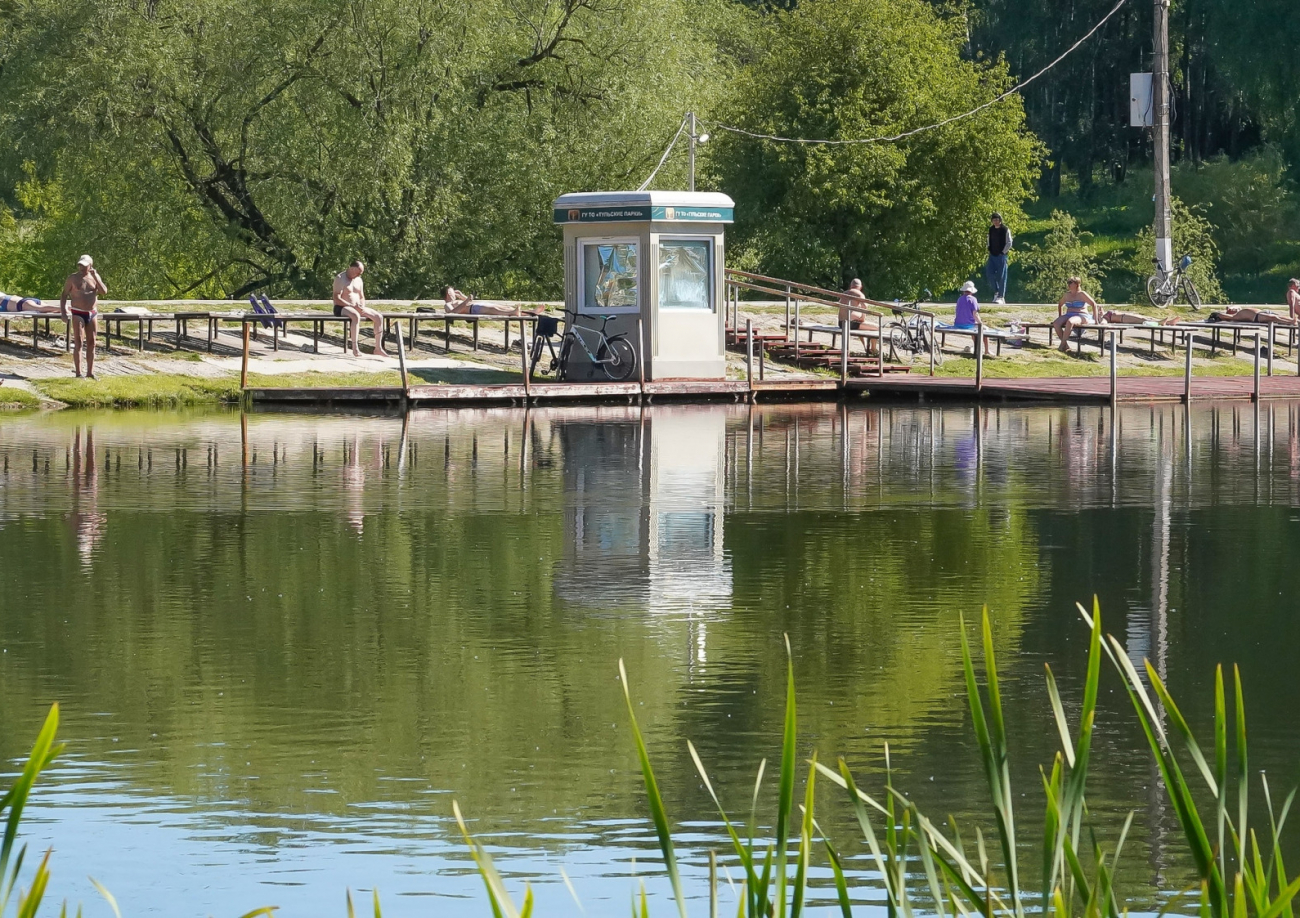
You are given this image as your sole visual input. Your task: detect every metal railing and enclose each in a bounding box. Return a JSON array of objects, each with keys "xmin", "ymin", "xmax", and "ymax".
[{"xmin": 723, "ymin": 269, "xmax": 939, "ymax": 378}]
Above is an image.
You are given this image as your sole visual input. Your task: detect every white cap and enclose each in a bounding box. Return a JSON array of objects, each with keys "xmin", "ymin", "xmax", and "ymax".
[
  {"xmin": 77, "ymin": 255, "xmax": 93, "ymax": 267},
  {"xmin": 961, "ymin": 281, "xmax": 977, "ymax": 294}
]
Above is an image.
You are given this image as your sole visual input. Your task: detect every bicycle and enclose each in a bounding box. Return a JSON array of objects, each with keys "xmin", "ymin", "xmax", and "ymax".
[
  {"xmin": 529, "ymin": 312, "xmax": 637, "ymax": 382},
  {"xmin": 886, "ymin": 296, "xmax": 942, "ymax": 365},
  {"xmin": 1146, "ymin": 254, "xmax": 1202, "ymax": 309}
]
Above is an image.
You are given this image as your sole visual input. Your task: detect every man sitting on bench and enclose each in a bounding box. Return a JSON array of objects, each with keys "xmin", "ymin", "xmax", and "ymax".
[{"xmin": 840, "ymin": 278, "xmax": 869, "ymax": 330}]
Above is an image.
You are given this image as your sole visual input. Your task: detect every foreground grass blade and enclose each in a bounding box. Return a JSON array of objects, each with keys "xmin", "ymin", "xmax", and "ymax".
[
  {"xmin": 619, "ymin": 659, "xmax": 688, "ymax": 918},
  {"xmin": 453, "ymin": 800, "xmax": 519, "ymax": 918},
  {"xmin": 791, "ymin": 754, "xmax": 816, "ymax": 918},
  {"xmin": 1, "ymin": 705, "xmax": 62, "ymax": 914},
  {"xmin": 775, "ymin": 635, "xmax": 797, "ymax": 918}
]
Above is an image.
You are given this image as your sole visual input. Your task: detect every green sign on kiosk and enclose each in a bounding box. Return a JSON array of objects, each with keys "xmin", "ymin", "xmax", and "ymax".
[{"xmin": 553, "ymin": 190, "xmax": 735, "ymax": 381}]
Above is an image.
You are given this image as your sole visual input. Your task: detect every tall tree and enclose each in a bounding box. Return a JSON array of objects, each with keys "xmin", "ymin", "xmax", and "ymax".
[
  {"xmin": 0, "ymin": 0, "xmax": 721, "ymax": 298},
  {"xmin": 709, "ymin": 0, "xmax": 1042, "ymax": 295}
]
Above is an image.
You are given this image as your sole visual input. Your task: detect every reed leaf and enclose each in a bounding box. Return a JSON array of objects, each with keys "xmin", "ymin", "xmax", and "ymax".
[
  {"xmin": 15, "ymin": 850, "xmax": 50, "ymax": 918},
  {"xmin": 453, "ymin": 799, "xmax": 518, "ymax": 918},
  {"xmin": 618, "ymin": 659, "xmax": 688, "ymax": 918},
  {"xmin": 775, "ymin": 635, "xmax": 797, "ymax": 918},
  {"xmin": 790, "ymin": 755, "xmax": 816, "ymax": 918},
  {"xmin": 820, "ymin": 833, "xmax": 854, "ymax": 918},
  {"xmin": 1, "ymin": 705, "xmax": 62, "ymax": 916},
  {"xmin": 1235, "ymin": 665, "xmax": 1249, "ymax": 890},
  {"xmin": 688, "ymin": 742, "xmax": 761, "ymax": 897}
]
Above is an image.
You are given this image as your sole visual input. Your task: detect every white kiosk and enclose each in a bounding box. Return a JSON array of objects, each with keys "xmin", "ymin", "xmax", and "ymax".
[{"xmin": 552, "ymin": 191, "xmax": 734, "ymax": 381}]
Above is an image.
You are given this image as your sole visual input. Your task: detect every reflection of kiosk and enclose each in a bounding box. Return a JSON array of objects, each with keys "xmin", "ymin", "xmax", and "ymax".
[{"xmin": 552, "ymin": 191, "xmax": 734, "ymax": 380}]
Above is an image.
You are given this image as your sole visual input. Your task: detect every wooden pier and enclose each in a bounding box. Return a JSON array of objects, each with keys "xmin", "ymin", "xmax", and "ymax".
[{"xmin": 243, "ymin": 373, "xmax": 1300, "ymax": 407}]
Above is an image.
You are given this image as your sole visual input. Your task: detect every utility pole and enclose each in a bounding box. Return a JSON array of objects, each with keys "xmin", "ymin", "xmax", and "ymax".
[
  {"xmin": 686, "ymin": 113, "xmax": 709, "ymax": 192},
  {"xmin": 688, "ymin": 112, "xmax": 697, "ymax": 192},
  {"xmin": 1152, "ymin": 0, "xmax": 1173, "ymax": 276}
]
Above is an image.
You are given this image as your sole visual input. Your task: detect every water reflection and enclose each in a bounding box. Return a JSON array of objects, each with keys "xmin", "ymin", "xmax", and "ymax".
[{"xmin": 2, "ymin": 403, "xmax": 1300, "ymax": 915}]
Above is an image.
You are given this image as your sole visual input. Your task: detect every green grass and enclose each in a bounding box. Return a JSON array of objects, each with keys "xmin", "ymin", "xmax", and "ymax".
[
  {"xmin": 933, "ymin": 353, "xmax": 1258, "ymax": 378},
  {"xmin": 0, "ymin": 386, "xmax": 42, "ymax": 409},
  {"xmin": 35, "ymin": 374, "xmax": 242, "ymax": 408},
  {"xmin": 30, "ymin": 364, "xmax": 521, "ymax": 408}
]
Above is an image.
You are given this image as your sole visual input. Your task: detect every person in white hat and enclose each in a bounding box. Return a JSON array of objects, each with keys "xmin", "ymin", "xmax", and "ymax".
[
  {"xmin": 954, "ymin": 280, "xmax": 991, "ymax": 356},
  {"xmin": 59, "ymin": 255, "xmax": 107, "ymax": 379}
]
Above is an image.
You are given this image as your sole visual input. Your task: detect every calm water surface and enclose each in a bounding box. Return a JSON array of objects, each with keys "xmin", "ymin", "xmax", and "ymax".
[{"xmin": 1, "ymin": 402, "xmax": 1297, "ymax": 916}]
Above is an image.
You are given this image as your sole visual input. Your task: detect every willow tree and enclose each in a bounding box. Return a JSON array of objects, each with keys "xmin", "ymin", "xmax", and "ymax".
[
  {"xmin": 0, "ymin": 0, "xmax": 719, "ymax": 299},
  {"xmin": 708, "ymin": 0, "xmax": 1042, "ymax": 297}
]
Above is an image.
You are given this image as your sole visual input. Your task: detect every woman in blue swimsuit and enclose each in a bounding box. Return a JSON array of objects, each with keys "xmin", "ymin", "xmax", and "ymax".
[{"xmin": 1053, "ymin": 276, "xmax": 1100, "ymax": 352}]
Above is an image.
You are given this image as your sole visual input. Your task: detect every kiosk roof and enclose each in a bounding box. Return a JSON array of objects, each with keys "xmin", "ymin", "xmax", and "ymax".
[{"xmin": 553, "ymin": 191, "xmax": 734, "ymax": 225}]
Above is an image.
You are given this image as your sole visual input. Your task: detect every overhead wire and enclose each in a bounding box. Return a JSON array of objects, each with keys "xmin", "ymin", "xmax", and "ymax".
[
  {"xmin": 699, "ymin": 0, "xmax": 1129, "ymax": 146},
  {"xmin": 637, "ymin": 118, "xmax": 689, "ymax": 191}
]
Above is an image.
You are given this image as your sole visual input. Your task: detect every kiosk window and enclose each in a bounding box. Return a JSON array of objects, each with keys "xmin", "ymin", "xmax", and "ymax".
[
  {"xmin": 658, "ymin": 239, "xmax": 712, "ymax": 311},
  {"xmin": 582, "ymin": 242, "xmax": 639, "ymax": 313}
]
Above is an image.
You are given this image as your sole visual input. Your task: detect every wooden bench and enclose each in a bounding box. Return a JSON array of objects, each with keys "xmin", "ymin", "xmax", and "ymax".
[{"xmin": 934, "ymin": 325, "xmax": 1027, "ymax": 356}]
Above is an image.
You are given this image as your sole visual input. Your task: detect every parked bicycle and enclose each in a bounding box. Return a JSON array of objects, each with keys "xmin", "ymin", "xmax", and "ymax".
[
  {"xmin": 528, "ymin": 312, "xmax": 637, "ymax": 382},
  {"xmin": 886, "ymin": 294, "xmax": 941, "ymax": 365},
  {"xmin": 1146, "ymin": 254, "xmax": 1201, "ymax": 308}
]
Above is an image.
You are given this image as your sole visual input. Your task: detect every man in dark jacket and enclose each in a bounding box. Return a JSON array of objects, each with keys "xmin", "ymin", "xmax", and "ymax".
[{"xmin": 985, "ymin": 213, "xmax": 1012, "ymax": 304}]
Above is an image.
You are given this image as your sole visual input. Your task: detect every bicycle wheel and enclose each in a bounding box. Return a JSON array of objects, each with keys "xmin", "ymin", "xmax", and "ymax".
[
  {"xmin": 888, "ymin": 325, "xmax": 912, "ymax": 362},
  {"xmin": 598, "ymin": 336, "xmax": 637, "ymax": 381},
  {"xmin": 554, "ymin": 334, "xmax": 574, "ymax": 382},
  {"xmin": 528, "ymin": 334, "xmax": 547, "ymax": 379},
  {"xmin": 1182, "ymin": 278, "xmax": 1202, "ymax": 309},
  {"xmin": 1147, "ymin": 275, "xmax": 1174, "ymax": 308},
  {"xmin": 920, "ymin": 325, "xmax": 944, "ymax": 365}
]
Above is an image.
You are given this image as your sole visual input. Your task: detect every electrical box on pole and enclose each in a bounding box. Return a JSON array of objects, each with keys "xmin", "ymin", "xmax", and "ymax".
[{"xmin": 1130, "ymin": 73, "xmax": 1153, "ymax": 127}]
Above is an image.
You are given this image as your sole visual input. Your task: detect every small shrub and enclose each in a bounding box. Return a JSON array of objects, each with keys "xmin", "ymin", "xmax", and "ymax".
[
  {"xmin": 1017, "ymin": 209, "xmax": 1105, "ymax": 302},
  {"xmin": 1131, "ymin": 196, "xmax": 1227, "ymax": 304}
]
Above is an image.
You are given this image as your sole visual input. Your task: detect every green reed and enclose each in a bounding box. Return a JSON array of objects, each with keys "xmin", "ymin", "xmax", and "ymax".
[{"xmin": 6, "ymin": 602, "xmax": 1300, "ymax": 917}]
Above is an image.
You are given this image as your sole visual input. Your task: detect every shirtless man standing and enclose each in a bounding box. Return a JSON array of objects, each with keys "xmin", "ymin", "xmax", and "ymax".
[
  {"xmin": 332, "ymin": 260, "xmax": 387, "ymax": 357},
  {"xmin": 60, "ymin": 255, "xmax": 107, "ymax": 379},
  {"xmin": 1287, "ymin": 278, "xmax": 1300, "ymax": 320}
]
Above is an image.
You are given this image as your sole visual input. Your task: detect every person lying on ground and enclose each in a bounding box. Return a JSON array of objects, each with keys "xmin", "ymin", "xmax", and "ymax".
[
  {"xmin": 1100, "ymin": 310, "xmax": 1182, "ymax": 326},
  {"xmin": 0, "ymin": 293, "xmax": 61, "ymax": 314},
  {"xmin": 442, "ymin": 286, "xmax": 526, "ymax": 316},
  {"xmin": 1052, "ymin": 277, "xmax": 1100, "ymax": 352},
  {"xmin": 839, "ymin": 278, "xmax": 869, "ymax": 329},
  {"xmin": 333, "ymin": 259, "xmax": 388, "ymax": 357},
  {"xmin": 953, "ymin": 280, "xmax": 992, "ymax": 356},
  {"xmin": 1208, "ymin": 306, "xmax": 1299, "ymax": 326},
  {"xmin": 60, "ymin": 255, "xmax": 106, "ymax": 379}
]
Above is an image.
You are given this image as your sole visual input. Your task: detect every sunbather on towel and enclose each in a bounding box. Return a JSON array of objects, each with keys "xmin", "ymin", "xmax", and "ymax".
[
  {"xmin": 1100, "ymin": 310, "xmax": 1181, "ymax": 326},
  {"xmin": 443, "ymin": 286, "xmax": 524, "ymax": 316},
  {"xmin": 0, "ymin": 293, "xmax": 60, "ymax": 314},
  {"xmin": 1208, "ymin": 306, "xmax": 1299, "ymax": 326}
]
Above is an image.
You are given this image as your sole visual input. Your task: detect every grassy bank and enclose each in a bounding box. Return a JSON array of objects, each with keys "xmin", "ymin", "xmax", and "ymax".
[
  {"xmin": 0, "ymin": 386, "xmax": 43, "ymax": 409},
  {"xmin": 29, "ymin": 365, "xmax": 521, "ymax": 409}
]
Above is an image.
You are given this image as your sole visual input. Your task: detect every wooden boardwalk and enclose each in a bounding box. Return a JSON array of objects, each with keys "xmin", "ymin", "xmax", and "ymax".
[
  {"xmin": 245, "ymin": 374, "xmax": 1300, "ymax": 407},
  {"xmin": 846, "ymin": 374, "xmax": 1300, "ymax": 403}
]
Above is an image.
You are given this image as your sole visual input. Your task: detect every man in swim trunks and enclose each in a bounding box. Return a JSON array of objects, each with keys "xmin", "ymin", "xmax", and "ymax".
[
  {"xmin": 839, "ymin": 278, "xmax": 869, "ymax": 330},
  {"xmin": 1287, "ymin": 279, "xmax": 1300, "ymax": 320},
  {"xmin": 0, "ymin": 293, "xmax": 60, "ymax": 314},
  {"xmin": 60, "ymin": 255, "xmax": 107, "ymax": 378},
  {"xmin": 1208, "ymin": 306, "xmax": 1299, "ymax": 326},
  {"xmin": 333, "ymin": 260, "xmax": 387, "ymax": 357},
  {"xmin": 443, "ymin": 286, "xmax": 523, "ymax": 316},
  {"xmin": 1052, "ymin": 276, "xmax": 1100, "ymax": 352},
  {"xmin": 1100, "ymin": 310, "xmax": 1181, "ymax": 326}
]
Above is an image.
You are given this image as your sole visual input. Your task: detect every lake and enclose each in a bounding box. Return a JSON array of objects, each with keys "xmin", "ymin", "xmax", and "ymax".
[{"xmin": 1, "ymin": 402, "xmax": 1297, "ymax": 917}]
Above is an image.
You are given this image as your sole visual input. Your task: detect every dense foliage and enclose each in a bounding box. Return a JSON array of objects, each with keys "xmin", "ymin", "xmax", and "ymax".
[{"xmin": 0, "ymin": 0, "xmax": 1293, "ymax": 301}]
